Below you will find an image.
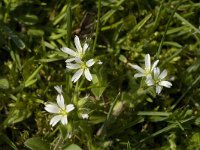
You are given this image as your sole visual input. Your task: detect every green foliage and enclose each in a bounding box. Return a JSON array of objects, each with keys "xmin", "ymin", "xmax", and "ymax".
[
  {"xmin": 24, "ymin": 137, "xmax": 50, "ymax": 150},
  {"xmin": 63, "ymin": 144, "xmax": 82, "ymax": 150},
  {"xmin": 0, "ymin": 0, "xmax": 200, "ymax": 149}
]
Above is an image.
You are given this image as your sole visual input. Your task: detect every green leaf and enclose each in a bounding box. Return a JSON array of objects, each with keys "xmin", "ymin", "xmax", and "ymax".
[
  {"xmin": 137, "ymin": 111, "xmax": 172, "ymax": 116},
  {"xmin": 63, "ymin": 144, "xmax": 82, "ymax": 150},
  {"xmin": 24, "ymin": 137, "xmax": 50, "ymax": 150},
  {"xmin": 18, "ymin": 14, "xmax": 39, "ymax": 25},
  {"xmin": 130, "ymin": 13, "xmax": 152, "ymax": 34},
  {"xmin": 10, "ymin": 34, "xmax": 25, "ymax": 50},
  {"xmin": 163, "ymin": 41, "xmax": 182, "ymax": 48},
  {"xmin": 0, "ymin": 133, "xmax": 18, "ymax": 150},
  {"xmin": 28, "ymin": 29, "xmax": 44, "ymax": 36},
  {"xmin": 174, "ymin": 12, "xmax": 200, "ymax": 34},
  {"xmin": 89, "ymin": 115, "xmax": 106, "ymax": 124},
  {"xmin": 25, "ymin": 64, "xmax": 43, "ymax": 87},
  {"xmin": 1, "ymin": 25, "xmax": 25, "ymax": 49},
  {"xmin": 0, "ymin": 78, "xmax": 9, "ymax": 89},
  {"xmin": 187, "ymin": 133, "xmax": 200, "ymax": 149},
  {"xmin": 91, "ymin": 86, "xmax": 106, "ymax": 98},
  {"xmin": 91, "ymin": 74, "xmax": 106, "ymax": 98},
  {"xmin": 3, "ymin": 109, "xmax": 31, "ymax": 127},
  {"xmin": 118, "ymin": 54, "xmax": 127, "ymax": 63}
]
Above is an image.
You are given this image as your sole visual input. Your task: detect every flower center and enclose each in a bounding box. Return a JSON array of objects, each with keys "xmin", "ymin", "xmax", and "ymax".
[
  {"xmin": 81, "ymin": 62, "xmax": 87, "ymax": 69},
  {"xmin": 154, "ymin": 77, "xmax": 161, "ymax": 85},
  {"xmin": 60, "ymin": 109, "xmax": 68, "ymax": 116},
  {"xmin": 77, "ymin": 52, "xmax": 84, "ymax": 58}
]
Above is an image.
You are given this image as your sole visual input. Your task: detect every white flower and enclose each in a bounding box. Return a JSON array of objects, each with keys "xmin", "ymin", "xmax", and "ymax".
[
  {"xmin": 146, "ymin": 67, "xmax": 172, "ymax": 94},
  {"xmin": 54, "ymin": 85, "xmax": 63, "ymax": 94},
  {"xmin": 66, "ymin": 58, "xmax": 95, "ymax": 83},
  {"xmin": 97, "ymin": 60, "xmax": 103, "ymax": 65},
  {"xmin": 44, "ymin": 94, "xmax": 75, "ymax": 127},
  {"xmin": 61, "ymin": 35, "xmax": 88, "ymax": 62},
  {"xmin": 81, "ymin": 113, "xmax": 89, "ymax": 119},
  {"xmin": 129, "ymin": 54, "xmax": 159, "ymax": 78},
  {"xmin": 67, "ymin": 132, "xmax": 72, "ymax": 139}
]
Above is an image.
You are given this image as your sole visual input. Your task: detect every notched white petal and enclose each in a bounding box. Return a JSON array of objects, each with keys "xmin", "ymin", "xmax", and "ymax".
[
  {"xmin": 66, "ymin": 104, "xmax": 75, "ymax": 112},
  {"xmin": 83, "ymin": 43, "xmax": 88, "ymax": 53},
  {"xmin": 74, "ymin": 35, "xmax": 82, "ymax": 53},
  {"xmin": 84, "ymin": 68, "xmax": 92, "ymax": 81},
  {"xmin": 81, "ymin": 113, "xmax": 89, "ymax": 119},
  {"xmin": 151, "ymin": 60, "xmax": 159, "ymax": 71},
  {"xmin": 154, "ymin": 67, "xmax": 160, "ymax": 78},
  {"xmin": 145, "ymin": 54, "xmax": 151, "ymax": 70},
  {"xmin": 61, "ymin": 47, "xmax": 77, "ymax": 57},
  {"xmin": 61, "ymin": 116, "xmax": 68, "ymax": 125},
  {"xmin": 97, "ymin": 61, "xmax": 103, "ymax": 65},
  {"xmin": 50, "ymin": 115, "xmax": 62, "ymax": 126},
  {"xmin": 156, "ymin": 85, "xmax": 162, "ymax": 94},
  {"xmin": 65, "ymin": 58, "xmax": 77, "ymax": 63},
  {"xmin": 56, "ymin": 94, "xmax": 65, "ymax": 109},
  {"xmin": 66, "ymin": 63, "xmax": 80, "ymax": 69},
  {"xmin": 54, "ymin": 85, "xmax": 63, "ymax": 94},
  {"xmin": 74, "ymin": 58, "xmax": 83, "ymax": 64},
  {"xmin": 134, "ymin": 73, "xmax": 145, "ymax": 78},
  {"xmin": 86, "ymin": 59, "xmax": 95, "ymax": 67},
  {"xmin": 146, "ymin": 77, "xmax": 154, "ymax": 86},
  {"xmin": 72, "ymin": 69, "xmax": 84, "ymax": 83},
  {"xmin": 131, "ymin": 64, "xmax": 145, "ymax": 73},
  {"xmin": 45, "ymin": 103, "xmax": 60, "ymax": 113},
  {"xmin": 159, "ymin": 81, "xmax": 172, "ymax": 88},
  {"xmin": 159, "ymin": 69, "xmax": 168, "ymax": 79}
]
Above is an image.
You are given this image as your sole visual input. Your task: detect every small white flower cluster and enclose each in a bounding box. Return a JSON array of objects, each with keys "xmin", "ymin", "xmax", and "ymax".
[
  {"xmin": 61, "ymin": 36, "xmax": 95, "ymax": 83},
  {"xmin": 44, "ymin": 86, "xmax": 75, "ymax": 127},
  {"xmin": 44, "ymin": 86, "xmax": 89, "ymax": 127},
  {"xmin": 129, "ymin": 54, "xmax": 172, "ymax": 94},
  {"xmin": 44, "ymin": 36, "xmax": 95, "ymax": 127}
]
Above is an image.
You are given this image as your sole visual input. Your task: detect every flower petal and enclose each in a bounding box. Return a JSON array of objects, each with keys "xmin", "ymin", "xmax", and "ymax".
[
  {"xmin": 65, "ymin": 58, "xmax": 77, "ymax": 63},
  {"xmin": 66, "ymin": 63, "xmax": 80, "ymax": 69},
  {"xmin": 159, "ymin": 69, "xmax": 168, "ymax": 79},
  {"xmin": 56, "ymin": 94, "xmax": 65, "ymax": 109},
  {"xmin": 84, "ymin": 68, "xmax": 93, "ymax": 81},
  {"xmin": 146, "ymin": 76, "xmax": 154, "ymax": 86},
  {"xmin": 159, "ymin": 81, "xmax": 172, "ymax": 88},
  {"xmin": 154, "ymin": 67, "xmax": 160, "ymax": 79},
  {"xmin": 151, "ymin": 60, "xmax": 159, "ymax": 71},
  {"xmin": 74, "ymin": 58, "xmax": 83, "ymax": 64},
  {"xmin": 54, "ymin": 85, "xmax": 63, "ymax": 94},
  {"xmin": 134, "ymin": 73, "xmax": 145, "ymax": 78},
  {"xmin": 81, "ymin": 113, "xmax": 89, "ymax": 119},
  {"xmin": 74, "ymin": 35, "xmax": 82, "ymax": 53},
  {"xmin": 97, "ymin": 61, "xmax": 103, "ymax": 65},
  {"xmin": 145, "ymin": 54, "xmax": 151, "ymax": 70},
  {"xmin": 61, "ymin": 116, "xmax": 68, "ymax": 125},
  {"xmin": 66, "ymin": 104, "xmax": 75, "ymax": 112},
  {"xmin": 61, "ymin": 47, "xmax": 77, "ymax": 57},
  {"xmin": 156, "ymin": 85, "xmax": 162, "ymax": 94},
  {"xmin": 72, "ymin": 69, "xmax": 84, "ymax": 83},
  {"xmin": 83, "ymin": 43, "xmax": 88, "ymax": 53},
  {"xmin": 50, "ymin": 115, "xmax": 62, "ymax": 126},
  {"xmin": 86, "ymin": 59, "xmax": 95, "ymax": 67},
  {"xmin": 45, "ymin": 103, "xmax": 60, "ymax": 113},
  {"xmin": 130, "ymin": 64, "xmax": 145, "ymax": 73}
]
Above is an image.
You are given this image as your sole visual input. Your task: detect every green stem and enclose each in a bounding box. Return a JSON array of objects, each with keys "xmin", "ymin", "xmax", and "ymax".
[
  {"xmin": 67, "ymin": 0, "xmax": 72, "ymax": 47},
  {"xmin": 73, "ymin": 81, "xmax": 79, "ymax": 105},
  {"xmin": 53, "ymin": 135, "xmax": 63, "ymax": 150},
  {"xmin": 92, "ymin": 0, "xmax": 101, "ymax": 54}
]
